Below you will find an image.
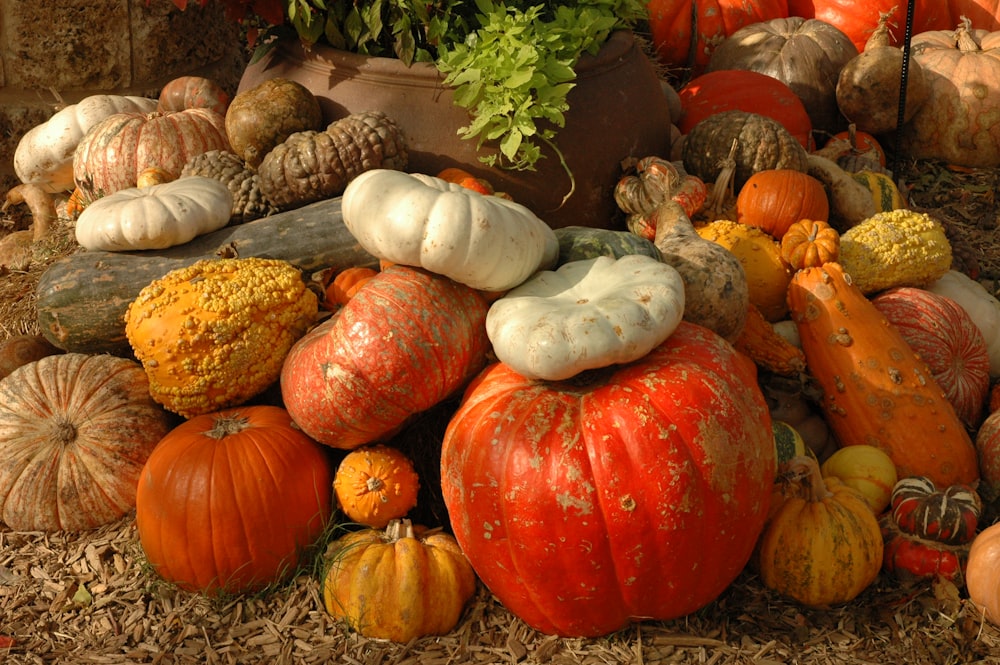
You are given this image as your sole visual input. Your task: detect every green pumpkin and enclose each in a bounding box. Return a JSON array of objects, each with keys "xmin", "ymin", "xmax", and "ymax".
[{"xmin": 554, "ymin": 226, "xmax": 661, "ymax": 266}]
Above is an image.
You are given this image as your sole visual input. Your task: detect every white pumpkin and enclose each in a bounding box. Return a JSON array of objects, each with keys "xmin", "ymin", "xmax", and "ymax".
[
  {"xmin": 927, "ymin": 270, "xmax": 1000, "ymax": 377},
  {"xmin": 341, "ymin": 169, "xmax": 559, "ymax": 292},
  {"xmin": 486, "ymin": 254, "xmax": 686, "ymax": 381},
  {"xmin": 14, "ymin": 95, "xmax": 158, "ymax": 194},
  {"xmin": 74, "ymin": 176, "xmax": 233, "ymax": 251}
]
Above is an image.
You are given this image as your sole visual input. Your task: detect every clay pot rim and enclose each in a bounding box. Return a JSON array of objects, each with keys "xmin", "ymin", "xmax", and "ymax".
[{"xmin": 262, "ymin": 29, "xmax": 639, "ymax": 88}]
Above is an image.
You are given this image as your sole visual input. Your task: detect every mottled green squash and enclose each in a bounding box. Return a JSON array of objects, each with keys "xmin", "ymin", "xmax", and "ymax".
[{"xmin": 554, "ymin": 226, "xmax": 661, "ymax": 266}]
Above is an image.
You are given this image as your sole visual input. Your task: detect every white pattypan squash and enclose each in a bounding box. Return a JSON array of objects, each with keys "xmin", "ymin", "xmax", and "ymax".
[
  {"xmin": 75, "ymin": 176, "xmax": 233, "ymax": 251},
  {"xmin": 486, "ymin": 253, "xmax": 686, "ymax": 381},
  {"xmin": 341, "ymin": 169, "xmax": 559, "ymax": 292},
  {"xmin": 14, "ymin": 94, "xmax": 158, "ymax": 194}
]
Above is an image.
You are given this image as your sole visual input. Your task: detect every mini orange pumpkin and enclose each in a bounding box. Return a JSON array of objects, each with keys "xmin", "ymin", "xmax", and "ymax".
[
  {"xmin": 736, "ymin": 168, "xmax": 830, "ymax": 240},
  {"xmin": 326, "ymin": 266, "xmax": 378, "ymax": 307},
  {"xmin": 333, "ymin": 444, "xmax": 420, "ymax": 528},
  {"xmin": 780, "ymin": 219, "xmax": 840, "ymax": 270}
]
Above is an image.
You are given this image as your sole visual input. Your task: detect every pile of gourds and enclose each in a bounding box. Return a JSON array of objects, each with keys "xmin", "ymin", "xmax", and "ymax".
[{"xmin": 4, "ymin": 0, "xmax": 1000, "ymax": 643}]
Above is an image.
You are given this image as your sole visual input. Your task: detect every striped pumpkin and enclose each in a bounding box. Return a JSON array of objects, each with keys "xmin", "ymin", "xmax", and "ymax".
[
  {"xmin": 851, "ymin": 170, "xmax": 906, "ymax": 212},
  {"xmin": 73, "ymin": 108, "xmax": 231, "ymax": 199}
]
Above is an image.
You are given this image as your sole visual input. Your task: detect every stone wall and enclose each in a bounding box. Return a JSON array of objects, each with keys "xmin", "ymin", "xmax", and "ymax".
[{"xmin": 1, "ymin": 0, "xmax": 248, "ymax": 193}]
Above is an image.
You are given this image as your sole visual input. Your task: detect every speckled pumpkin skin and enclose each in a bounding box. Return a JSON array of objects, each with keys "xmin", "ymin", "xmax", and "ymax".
[
  {"xmin": 440, "ymin": 321, "xmax": 776, "ymax": 637},
  {"xmin": 281, "ymin": 264, "xmax": 490, "ymax": 449}
]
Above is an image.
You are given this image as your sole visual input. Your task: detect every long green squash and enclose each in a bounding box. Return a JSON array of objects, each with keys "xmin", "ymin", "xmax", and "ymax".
[{"xmin": 36, "ymin": 198, "xmax": 376, "ymax": 356}]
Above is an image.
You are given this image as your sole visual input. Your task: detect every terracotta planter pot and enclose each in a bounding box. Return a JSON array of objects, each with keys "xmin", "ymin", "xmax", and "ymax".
[{"xmin": 238, "ymin": 31, "xmax": 672, "ymax": 229}]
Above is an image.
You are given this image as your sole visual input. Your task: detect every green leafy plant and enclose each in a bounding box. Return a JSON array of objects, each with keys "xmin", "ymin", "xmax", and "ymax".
[{"xmin": 168, "ymin": 0, "xmax": 646, "ymax": 180}]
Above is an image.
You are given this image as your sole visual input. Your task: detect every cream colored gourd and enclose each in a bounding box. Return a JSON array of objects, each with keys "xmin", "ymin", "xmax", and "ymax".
[
  {"xmin": 341, "ymin": 169, "xmax": 559, "ymax": 292},
  {"xmin": 75, "ymin": 176, "xmax": 233, "ymax": 251},
  {"xmin": 13, "ymin": 95, "xmax": 158, "ymax": 193},
  {"xmin": 928, "ymin": 270, "xmax": 1000, "ymax": 378},
  {"xmin": 485, "ymin": 254, "xmax": 685, "ymax": 381}
]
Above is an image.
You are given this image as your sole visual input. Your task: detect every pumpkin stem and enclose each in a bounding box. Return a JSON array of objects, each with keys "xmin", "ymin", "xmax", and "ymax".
[
  {"xmin": 204, "ymin": 414, "xmax": 252, "ymax": 439},
  {"xmin": 706, "ymin": 138, "xmax": 738, "ymax": 217},
  {"xmin": 365, "ymin": 476, "xmax": 386, "ymax": 493},
  {"xmin": 50, "ymin": 418, "xmax": 78, "ymax": 446},
  {"xmin": 955, "ymin": 16, "xmax": 980, "ymax": 52},
  {"xmin": 785, "ymin": 455, "xmax": 832, "ymax": 502},
  {"xmin": 385, "ymin": 518, "xmax": 415, "ymax": 541},
  {"xmin": 864, "ymin": 8, "xmax": 895, "ymax": 51}
]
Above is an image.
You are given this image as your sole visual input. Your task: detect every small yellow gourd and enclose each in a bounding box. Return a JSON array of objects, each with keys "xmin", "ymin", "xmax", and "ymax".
[
  {"xmin": 820, "ymin": 445, "xmax": 898, "ymax": 514},
  {"xmin": 696, "ymin": 220, "xmax": 792, "ymax": 321}
]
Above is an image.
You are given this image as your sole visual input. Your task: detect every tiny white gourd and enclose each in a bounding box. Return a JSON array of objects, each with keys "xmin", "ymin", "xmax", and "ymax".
[
  {"xmin": 486, "ymin": 254, "xmax": 686, "ymax": 381},
  {"xmin": 14, "ymin": 95, "xmax": 158, "ymax": 193},
  {"xmin": 74, "ymin": 176, "xmax": 233, "ymax": 251},
  {"xmin": 927, "ymin": 270, "xmax": 1000, "ymax": 378},
  {"xmin": 341, "ymin": 169, "xmax": 559, "ymax": 292}
]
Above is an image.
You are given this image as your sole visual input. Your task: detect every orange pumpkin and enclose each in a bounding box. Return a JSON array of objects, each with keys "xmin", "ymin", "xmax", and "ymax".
[
  {"xmin": 326, "ymin": 266, "xmax": 379, "ymax": 306},
  {"xmin": 786, "ymin": 262, "xmax": 979, "ymax": 487},
  {"xmin": 333, "ymin": 444, "xmax": 420, "ymax": 528},
  {"xmin": 780, "ymin": 219, "xmax": 840, "ymax": 270},
  {"xmin": 967, "ymin": 522, "xmax": 1000, "ymax": 626},
  {"xmin": 735, "ymin": 169, "xmax": 830, "ymax": 240}
]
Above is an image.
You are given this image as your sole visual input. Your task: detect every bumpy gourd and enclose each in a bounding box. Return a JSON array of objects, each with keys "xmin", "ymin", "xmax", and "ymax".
[
  {"xmin": 257, "ymin": 111, "xmax": 408, "ymax": 211},
  {"xmin": 124, "ymin": 257, "xmax": 318, "ymax": 418},
  {"xmin": 333, "ymin": 444, "xmax": 420, "ymax": 528},
  {"xmin": 181, "ymin": 149, "xmax": 277, "ymax": 223}
]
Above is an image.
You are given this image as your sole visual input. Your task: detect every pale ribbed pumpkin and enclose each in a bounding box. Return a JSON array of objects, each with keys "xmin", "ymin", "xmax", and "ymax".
[
  {"xmin": 73, "ymin": 108, "xmax": 231, "ymax": 199},
  {"xmin": 0, "ymin": 354, "xmax": 171, "ymax": 532},
  {"xmin": 871, "ymin": 286, "xmax": 991, "ymax": 430}
]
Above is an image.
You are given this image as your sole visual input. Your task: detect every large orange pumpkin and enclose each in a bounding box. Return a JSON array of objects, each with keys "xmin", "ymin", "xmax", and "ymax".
[
  {"xmin": 0, "ymin": 354, "xmax": 172, "ymax": 532},
  {"xmin": 787, "ymin": 263, "xmax": 979, "ymax": 487},
  {"xmin": 440, "ymin": 322, "xmax": 776, "ymax": 637},
  {"xmin": 135, "ymin": 405, "xmax": 333, "ymax": 594}
]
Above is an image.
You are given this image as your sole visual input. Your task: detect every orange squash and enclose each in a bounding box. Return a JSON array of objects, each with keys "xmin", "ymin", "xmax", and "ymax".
[
  {"xmin": 786, "ymin": 262, "xmax": 979, "ymax": 487},
  {"xmin": 333, "ymin": 444, "xmax": 420, "ymax": 528},
  {"xmin": 326, "ymin": 266, "xmax": 378, "ymax": 307}
]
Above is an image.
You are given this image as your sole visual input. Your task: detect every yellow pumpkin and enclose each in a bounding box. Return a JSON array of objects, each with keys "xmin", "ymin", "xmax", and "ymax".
[
  {"xmin": 820, "ymin": 444, "xmax": 898, "ymax": 514},
  {"xmin": 758, "ymin": 456, "xmax": 883, "ymax": 608},
  {"xmin": 322, "ymin": 518, "xmax": 477, "ymax": 642}
]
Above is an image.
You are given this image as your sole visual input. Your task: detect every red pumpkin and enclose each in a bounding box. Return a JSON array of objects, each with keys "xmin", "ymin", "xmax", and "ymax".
[
  {"xmin": 73, "ymin": 107, "xmax": 231, "ymax": 199},
  {"xmin": 156, "ymin": 75, "xmax": 231, "ymax": 115},
  {"xmin": 281, "ymin": 264, "xmax": 490, "ymax": 450},
  {"xmin": 647, "ymin": 0, "xmax": 791, "ymax": 78},
  {"xmin": 871, "ymin": 287, "xmax": 991, "ymax": 430},
  {"xmin": 135, "ymin": 405, "xmax": 333, "ymax": 594},
  {"xmin": 788, "ymin": 0, "xmax": 954, "ymax": 52},
  {"xmin": 440, "ymin": 322, "xmax": 776, "ymax": 637},
  {"xmin": 677, "ymin": 70, "xmax": 814, "ymax": 149},
  {"xmin": 975, "ymin": 410, "xmax": 1000, "ymax": 521}
]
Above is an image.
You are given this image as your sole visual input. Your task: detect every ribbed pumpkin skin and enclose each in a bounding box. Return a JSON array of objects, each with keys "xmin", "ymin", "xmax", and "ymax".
[
  {"xmin": 0, "ymin": 354, "xmax": 171, "ymax": 532},
  {"xmin": 966, "ymin": 521, "xmax": 1000, "ymax": 625},
  {"xmin": 735, "ymin": 168, "xmax": 830, "ymax": 239},
  {"xmin": 281, "ymin": 264, "xmax": 490, "ymax": 449},
  {"xmin": 135, "ymin": 405, "xmax": 332, "ymax": 594},
  {"xmin": 73, "ymin": 108, "xmax": 230, "ymax": 198},
  {"xmin": 871, "ymin": 287, "xmax": 991, "ymax": 430},
  {"xmin": 440, "ymin": 322, "xmax": 776, "ymax": 637},
  {"xmin": 787, "ymin": 263, "xmax": 979, "ymax": 487}
]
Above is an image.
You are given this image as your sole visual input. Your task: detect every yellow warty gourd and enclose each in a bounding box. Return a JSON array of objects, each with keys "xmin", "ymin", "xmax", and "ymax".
[
  {"xmin": 838, "ymin": 209, "xmax": 952, "ymax": 294},
  {"xmin": 124, "ymin": 257, "xmax": 318, "ymax": 417}
]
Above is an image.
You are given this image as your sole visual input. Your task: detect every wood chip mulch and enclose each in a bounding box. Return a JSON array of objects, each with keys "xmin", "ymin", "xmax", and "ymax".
[{"xmin": 3, "ymin": 159, "xmax": 1000, "ymax": 665}]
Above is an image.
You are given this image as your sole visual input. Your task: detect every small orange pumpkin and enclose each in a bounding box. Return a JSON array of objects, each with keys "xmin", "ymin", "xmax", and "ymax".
[
  {"xmin": 333, "ymin": 444, "xmax": 420, "ymax": 528},
  {"xmin": 780, "ymin": 219, "xmax": 840, "ymax": 270},
  {"xmin": 735, "ymin": 168, "xmax": 830, "ymax": 240},
  {"xmin": 326, "ymin": 266, "xmax": 379, "ymax": 307}
]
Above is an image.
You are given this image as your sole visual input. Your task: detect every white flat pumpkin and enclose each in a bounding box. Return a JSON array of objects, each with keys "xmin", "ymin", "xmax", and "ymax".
[
  {"xmin": 486, "ymin": 253, "xmax": 686, "ymax": 381},
  {"xmin": 75, "ymin": 176, "xmax": 232, "ymax": 251},
  {"xmin": 14, "ymin": 94, "xmax": 158, "ymax": 194},
  {"xmin": 341, "ymin": 169, "xmax": 558, "ymax": 292}
]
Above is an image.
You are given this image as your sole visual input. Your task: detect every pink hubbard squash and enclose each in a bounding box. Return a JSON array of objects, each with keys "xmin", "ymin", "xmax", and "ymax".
[
  {"xmin": 871, "ymin": 286, "xmax": 991, "ymax": 430},
  {"xmin": 73, "ymin": 107, "xmax": 230, "ymax": 199},
  {"xmin": 281, "ymin": 264, "xmax": 490, "ymax": 449},
  {"xmin": 0, "ymin": 354, "xmax": 171, "ymax": 532},
  {"xmin": 440, "ymin": 321, "xmax": 776, "ymax": 637}
]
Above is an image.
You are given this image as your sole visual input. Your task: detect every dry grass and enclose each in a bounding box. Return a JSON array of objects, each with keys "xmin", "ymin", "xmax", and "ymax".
[{"xmin": 2, "ymin": 161, "xmax": 1000, "ymax": 664}]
